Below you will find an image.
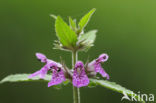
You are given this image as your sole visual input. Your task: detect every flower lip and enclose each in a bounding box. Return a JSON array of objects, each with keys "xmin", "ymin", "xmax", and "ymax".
[
  {"xmin": 75, "ymin": 61, "xmax": 84, "ymax": 69},
  {"xmin": 97, "ymin": 53, "xmax": 109, "ymax": 62},
  {"xmin": 48, "ymin": 64, "xmax": 65, "ymax": 87},
  {"xmin": 36, "ymin": 53, "xmax": 47, "ymax": 63},
  {"xmin": 87, "ymin": 53, "xmax": 110, "ymax": 79},
  {"xmin": 57, "ymin": 67, "xmax": 61, "ymax": 72},
  {"xmin": 48, "ymin": 62, "xmax": 58, "ymax": 70},
  {"xmin": 72, "ymin": 61, "xmax": 89, "ymax": 88},
  {"xmin": 48, "ymin": 62, "xmax": 62, "ymax": 72},
  {"xmin": 28, "ymin": 65, "xmax": 49, "ymax": 79}
]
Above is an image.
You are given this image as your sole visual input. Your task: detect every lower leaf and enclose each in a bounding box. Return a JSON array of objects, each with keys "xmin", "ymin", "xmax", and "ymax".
[
  {"xmin": 0, "ymin": 74, "xmax": 70, "ymax": 90},
  {"xmin": 90, "ymin": 79, "xmax": 145, "ymax": 103}
]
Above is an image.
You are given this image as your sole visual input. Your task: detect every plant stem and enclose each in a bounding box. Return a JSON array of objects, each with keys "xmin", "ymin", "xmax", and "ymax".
[{"xmin": 72, "ymin": 51, "xmax": 80, "ymax": 103}]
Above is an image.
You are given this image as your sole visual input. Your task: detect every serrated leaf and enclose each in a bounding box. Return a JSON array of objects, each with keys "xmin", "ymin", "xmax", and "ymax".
[
  {"xmin": 90, "ymin": 79, "xmax": 145, "ymax": 103},
  {"xmin": 0, "ymin": 74, "xmax": 51, "ymax": 84},
  {"xmin": 79, "ymin": 30, "xmax": 97, "ymax": 44},
  {"xmin": 0, "ymin": 74, "xmax": 70, "ymax": 89},
  {"xmin": 69, "ymin": 17, "xmax": 77, "ymax": 31},
  {"xmin": 55, "ymin": 16, "xmax": 77, "ymax": 48},
  {"xmin": 78, "ymin": 30, "xmax": 97, "ymax": 51},
  {"xmin": 78, "ymin": 8, "xmax": 96, "ymax": 32}
]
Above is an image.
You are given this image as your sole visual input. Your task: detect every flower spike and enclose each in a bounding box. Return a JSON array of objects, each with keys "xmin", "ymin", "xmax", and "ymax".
[
  {"xmin": 72, "ymin": 61, "xmax": 89, "ymax": 88},
  {"xmin": 87, "ymin": 53, "xmax": 110, "ymax": 79}
]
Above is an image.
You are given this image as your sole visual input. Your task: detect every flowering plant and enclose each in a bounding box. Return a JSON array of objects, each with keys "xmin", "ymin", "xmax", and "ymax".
[{"xmin": 0, "ymin": 9, "xmax": 145, "ymax": 103}]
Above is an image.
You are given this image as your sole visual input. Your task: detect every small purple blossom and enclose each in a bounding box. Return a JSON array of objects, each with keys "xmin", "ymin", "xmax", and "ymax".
[
  {"xmin": 87, "ymin": 53, "xmax": 110, "ymax": 79},
  {"xmin": 72, "ymin": 61, "xmax": 89, "ymax": 88},
  {"xmin": 36, "ymin": 53, "xmax": 47, "ymax": 63},
  {"xmin": 29, "ymin": 52, "xmax": 110, "ymax": 88},
  {"xmin": 28, "ymin": 53, "xmax": 65, "ymax": 87},
  {"xmin": 48, "ymin": 62, "xmax": 66, "ymax": 87}
]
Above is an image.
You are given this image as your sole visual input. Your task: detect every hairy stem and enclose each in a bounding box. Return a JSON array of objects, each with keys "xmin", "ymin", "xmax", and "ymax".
[{"xmin": 72, "ymin": 51, "xmax": 80, "ymax": 103}]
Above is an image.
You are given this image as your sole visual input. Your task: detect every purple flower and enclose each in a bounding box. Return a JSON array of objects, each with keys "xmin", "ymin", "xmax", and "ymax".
[
  {"xmin": 28, "ymin": 53, "xmax": 66, "ymax": 87},
  {"xmin": 72, "ymin": 61, "xmax": 89, "ymax": 88},
  {"xmin": 36, "ymin": 53, "xmax": 47, "ymax": 63},
  {"xmin": 48, "ymin": 62, "xmax": 66, "ymax": 87},
  {"xmin": 28, "ymin": 53, "xmax": 50, "ymax": 79},
  {"xmin": 87, "ymin": 53, "xmax": 110, "ymax": 79}
]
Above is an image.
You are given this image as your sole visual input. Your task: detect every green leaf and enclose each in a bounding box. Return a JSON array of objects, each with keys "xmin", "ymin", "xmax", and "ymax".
[
  {"xmin": 79, "ymin": 30, "xmax": 97, "ymax": 44},
  {"xmin": 69, "ymin": 17, "xmax": 77, "ymax": 31},
  {"xmin": 90, "ymin": 79, "xmax": 145, "ymax": 103},
  {"xmin": 55, "ymin": 16, "xmax": 77, "ymax": 48},
  {"xmin": 78, "ymin": 8, "xmax": 96, "ymax": 32},
  {"xmin": 0, "ymin": 74, "xmax": 51, "ymax": 84},
  {"xmin": 0, "ymin": 74, "xmax": 70, "ymax": 89},
  {"xmin": 78, "ymin": 30, "xmax": 97, "ymax": 51}
]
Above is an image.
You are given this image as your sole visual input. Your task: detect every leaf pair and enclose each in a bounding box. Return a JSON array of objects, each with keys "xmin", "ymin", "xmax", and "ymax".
[
  {"xmin": 54, "ymin": 8, "xmax": 96, "ymax": 51},
  {"xmin": 0, "ymin": 74, "xmax": 145, "ymax": 103}
]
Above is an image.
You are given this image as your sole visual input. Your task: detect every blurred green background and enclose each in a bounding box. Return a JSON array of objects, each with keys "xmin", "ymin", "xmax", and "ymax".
[{"xmin": 0, "ymin": 0, "xmax": 156, "ymax": 103}]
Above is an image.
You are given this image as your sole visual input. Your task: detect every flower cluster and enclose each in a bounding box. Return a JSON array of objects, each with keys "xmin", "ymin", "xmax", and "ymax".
[{"xmin": 28, "ymin": 53, "xmax": 109, "ymax": 88}]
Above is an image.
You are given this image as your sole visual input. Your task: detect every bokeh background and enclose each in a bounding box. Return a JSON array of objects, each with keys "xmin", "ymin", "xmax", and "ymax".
[{"xmin": 0, "ymin": 0, "xmax": 156, "ymax": 103}]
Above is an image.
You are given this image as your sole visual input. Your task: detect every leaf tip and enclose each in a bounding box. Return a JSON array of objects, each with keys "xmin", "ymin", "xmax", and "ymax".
[
  {"xmin": 91, "ymin": 8, "xmax": 96, "ymax": 13},
  {"xmin": 50, "ymin": 14, "xmax": 57, "ymax": 19}
]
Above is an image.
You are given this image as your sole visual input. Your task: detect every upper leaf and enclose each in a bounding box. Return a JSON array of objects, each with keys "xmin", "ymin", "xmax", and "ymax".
[
  {"xmin": 0, "ymin": 74, "xmax": 51, "ymax": 83},
  {"xmin": 55, "ymin": 16, "xmax": 77, "ymax": 48},
  {"xmin": 78, "ymin": 8, "xmax": 96, "ymax": 32},
  {"xmin": 78, "ymin": 30, "xmax": 97, "ymax": 51},
  {"xmin": 90, "ymin": 79, "xmax": 145, "ymax": 103},
  {"xmin": 79, "ymin": 30, "xmax": 97, "ymax": 44},
  {"xmin": 69, "ymin": 17, "xmax": 77, "ymax": 31}
]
